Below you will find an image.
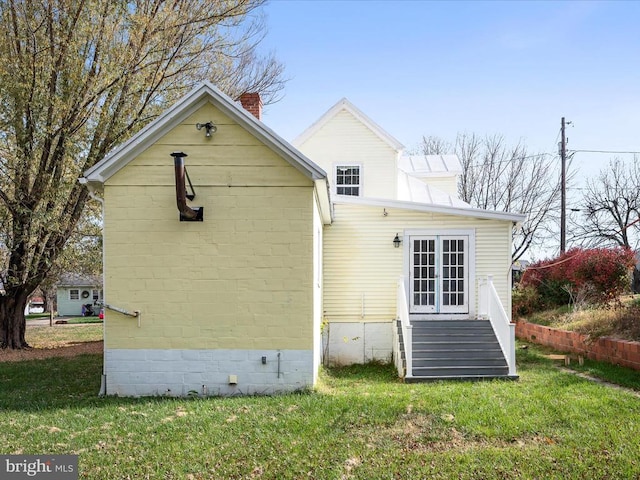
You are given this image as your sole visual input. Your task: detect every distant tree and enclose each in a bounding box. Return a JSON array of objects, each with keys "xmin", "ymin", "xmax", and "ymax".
[
  {"xmin": 421, "ymin": 133, "xmax": 560, "ymax": 262},
  {"xmin": 0, "ymin": 0, "xmax": 285, "ymax": 348},
  {"xmin": 573, "ymin": 158, "xmax": 640, "ymax": 291},
  {"xmin": 39, "ymin": 202, "xmax": 103, "ymax": 314}
]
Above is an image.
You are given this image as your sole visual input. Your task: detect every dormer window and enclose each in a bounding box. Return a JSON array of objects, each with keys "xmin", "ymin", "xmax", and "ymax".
[{"xmin": 335, "ymin": 165, "xmax": 361, "ymax": 196}]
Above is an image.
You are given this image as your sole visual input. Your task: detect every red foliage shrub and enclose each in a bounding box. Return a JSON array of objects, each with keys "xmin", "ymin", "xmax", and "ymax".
[{"xmin": 520, "ymin": 247, "xmax": 636, "ymax": 307}]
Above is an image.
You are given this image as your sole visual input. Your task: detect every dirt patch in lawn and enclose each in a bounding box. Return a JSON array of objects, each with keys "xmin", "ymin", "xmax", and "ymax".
[{"xmin": 0, "ymin": 341, "xmax": 103, "ymax": 362}]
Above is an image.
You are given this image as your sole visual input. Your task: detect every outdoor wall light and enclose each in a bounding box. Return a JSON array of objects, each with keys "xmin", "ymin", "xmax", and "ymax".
[
  {"xmin": 393, "ymin": 233, "xmax": 402, "ymax": 248},
  {"xmin": 196, "ymin": 121, "xmax": 217, "ymax": 138}
]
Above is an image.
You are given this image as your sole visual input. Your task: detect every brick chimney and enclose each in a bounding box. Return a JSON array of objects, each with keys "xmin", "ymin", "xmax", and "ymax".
[{"xmin": 239, "ymin": 92, "xmax": 262, "ymax": 120}]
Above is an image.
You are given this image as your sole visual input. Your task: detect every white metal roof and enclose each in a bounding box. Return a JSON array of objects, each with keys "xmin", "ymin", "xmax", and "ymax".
[
  {"xmin": 398, "ymin": 155, "xmax": 462, "ymax": 177},
  {"xmin": 397, "ymin": 170, "xmax": 471, "ymax": 209}
]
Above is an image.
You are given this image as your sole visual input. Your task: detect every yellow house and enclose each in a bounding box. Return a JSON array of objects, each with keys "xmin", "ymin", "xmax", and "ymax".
[
  {"xmin": 82, "ymin": 85, "xmax": 526, "ymax": 396},
  {"xmin": 293, "ymin": 99, "xmax": 526, "ymax": 381},
  {"xmin": 81, "ymin": 83, "xmax": 331, "ymax": 396}
]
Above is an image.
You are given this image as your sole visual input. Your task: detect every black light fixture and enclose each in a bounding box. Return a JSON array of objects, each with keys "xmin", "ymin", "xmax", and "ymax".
[
  {"xmin": 393, "ymin": 233, "xmax": 402, "ymax": 248},
  {"xmin": 196, "ymin": 121, "xmax": 217, "ymax": 138}
]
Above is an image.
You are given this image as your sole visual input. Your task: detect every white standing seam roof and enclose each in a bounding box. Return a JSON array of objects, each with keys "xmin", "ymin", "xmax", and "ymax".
[
  {"xmin": 397, "ymin": 171, "xmax": 472, "ymax": 209},
  {"xmin": 292, "ymin": 98, "xmax": 405, "ymax": 151},
  {"xmin": 398, "ymin": 155, "xmax": 462, "ymax": 177}
]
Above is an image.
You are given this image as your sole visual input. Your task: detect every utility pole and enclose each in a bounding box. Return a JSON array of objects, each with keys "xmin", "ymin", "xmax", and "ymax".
[{"xmin": 560, "ymin": 117, "xmax": 567, "ymax": 254}]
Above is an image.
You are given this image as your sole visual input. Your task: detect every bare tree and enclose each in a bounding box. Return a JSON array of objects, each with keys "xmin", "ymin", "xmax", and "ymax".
[
  {"xmin": 574, "ymin": 158, "xmax": 640, "ymax": 249},
  {"xmin": 0, "ymin": 0, "xmax": 285, "ymax": 348},
  {"xmin": 422, "ymin": 133, "xmax": 560, "ymax": 262},
  {"xmin": 572, "ymin": 158, "xmax": 640, "ymax": 291}
]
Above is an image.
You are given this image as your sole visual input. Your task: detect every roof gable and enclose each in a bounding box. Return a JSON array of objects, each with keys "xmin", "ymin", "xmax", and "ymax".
[
  {"xmin": 82, "ymin": 82, "xmax": 327, "ymax": 187},
  {"xmin": 292, "ymin": 98, "xmax": 404, "ymax": 152}
]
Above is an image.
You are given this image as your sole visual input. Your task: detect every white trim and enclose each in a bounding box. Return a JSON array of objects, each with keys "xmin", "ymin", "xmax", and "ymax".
[
  {"xmin": 69, "ymin": 289, "xmax": 79, "ymax": 301},
  {"xmin": 333, "ymin": 162, "xmax": 363, "ymax": 197},
  {"xmin": 335, "ymin": 195, "xmax": 526, "ymax": 223},
  {"xmin": 314, "ymin": 179, "xmax": 333, "ymax": 224},
  {"xmin": 403, "ymin": 229, "xmax": 476, "ymax": 318},
  {"xmin": 292, "ymin": 98, "xmax": 404, "ymax": 151},
  {"xmin": 82, "ymin": 82, "xmax": 328, "ymax": 187}
]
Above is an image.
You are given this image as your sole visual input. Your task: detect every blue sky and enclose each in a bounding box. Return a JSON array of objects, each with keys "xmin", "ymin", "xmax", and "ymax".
[{"xmin": 259, "ymin": 0, "xmax": 640, "ymax": 187}]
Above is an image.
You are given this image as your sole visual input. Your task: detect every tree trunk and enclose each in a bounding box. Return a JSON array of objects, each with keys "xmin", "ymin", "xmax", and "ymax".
[
  {"xmin": 0, "ymin": 293, "xmax": 30, "ymax": 349},
  {"xmin": 42, "ymin": 285, "xmax": 57, "ymax": 315},
  {"xmin": 632, "ymin": 267, "xmax": 640, "ymax": 294}
]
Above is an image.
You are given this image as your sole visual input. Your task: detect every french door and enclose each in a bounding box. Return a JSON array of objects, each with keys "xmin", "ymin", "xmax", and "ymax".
[{"xmin": 409, "ymin": 235, "xmax": 469, "ymax": 314}]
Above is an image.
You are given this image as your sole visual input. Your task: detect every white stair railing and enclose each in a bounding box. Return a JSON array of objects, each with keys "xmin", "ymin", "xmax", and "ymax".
[
  {"xmin": 396, "ymin": 277, "xmax": 413, "ymax": 378},
  {"xmin": 478, "ymin": 275, "xmax": 516, "ymax": 376}
]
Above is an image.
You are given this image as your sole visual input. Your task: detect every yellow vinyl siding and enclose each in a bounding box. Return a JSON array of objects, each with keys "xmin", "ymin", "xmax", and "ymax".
[
  {"xmin": 323, "ymin": 203, "xmax": 513, "ymax": 323},
  {"xmin": 103, "ymin": 102, "xmax": 315, "ymax": 351},
  {"xmin": 296, "ymin": 110, "xmax": 398, "ymax": 199}
]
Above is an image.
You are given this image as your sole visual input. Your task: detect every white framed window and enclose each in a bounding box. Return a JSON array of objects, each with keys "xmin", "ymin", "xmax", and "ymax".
[
  {"xmin": 69, "ymin": 289, "xmax": 79, "ymax": 300},
  {"xmin": 335, "ymin": 165, "xmax": 361, "ymax": 196},
  {"xmin": 92, "ymin": 289, "xmax": 103, "ymax": 301}
]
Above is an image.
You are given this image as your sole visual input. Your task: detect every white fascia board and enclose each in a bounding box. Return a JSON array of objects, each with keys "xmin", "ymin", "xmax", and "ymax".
[
  {"xmin": 334, "ymin": 196, "xmax": 527, "ymax": 223},
  {"xmin": 292, "ymin": 98, "xmax": 404, "ymax": 152},
  {"xmin": 83, "ymin": 82, "xmax": 327, "ymax": 185},
  {"xmin": 82, "ymin": 88, "xmax": 208, "ymax": 183},
  {"xmin": 314, "ymin": 179, "xmax": 333, "ymax": 225}
]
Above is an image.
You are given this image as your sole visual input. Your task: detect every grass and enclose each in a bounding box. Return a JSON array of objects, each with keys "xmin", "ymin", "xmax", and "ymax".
[
  {"xmin": 520, "ymin": 341, "xmax": 640, "ymax": 392},
  {"xmin": 567, "ymin": 358, "xmax": 640, "ymax": 391},
  {"xmin": 1, "ymin": 342, "xmax": 640, "ymax": 478},
  {"xmin": 524, "ymin": 296, "xmax": 640, "ymax": 342},
  {"xmin": 65, "ymin": 317, "xmax": 103, "ymax": 325},
  {"xmin": 25, "ymin": 324, "xmax": 103, "ymax": 348}
]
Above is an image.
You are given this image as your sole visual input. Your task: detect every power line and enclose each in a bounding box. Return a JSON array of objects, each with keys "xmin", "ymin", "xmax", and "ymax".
[
  {"xmin": 569, "ymin": 149, "xmax": 640, "ymax": 155},
  {"xmin": 466, "ymin": 152, "xmax": 556, "ymax": 168}
]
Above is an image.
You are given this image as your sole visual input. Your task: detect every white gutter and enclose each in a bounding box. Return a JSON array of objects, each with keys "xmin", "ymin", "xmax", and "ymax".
[{"xmin": 334, "ymin": 195, "xmax": 527, "ymax": 223}]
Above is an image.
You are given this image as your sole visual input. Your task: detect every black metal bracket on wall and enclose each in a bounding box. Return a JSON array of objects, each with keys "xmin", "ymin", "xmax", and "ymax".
[{"xmin": 171, "ymin": 151, "xmax": 203, "ymax": 222}]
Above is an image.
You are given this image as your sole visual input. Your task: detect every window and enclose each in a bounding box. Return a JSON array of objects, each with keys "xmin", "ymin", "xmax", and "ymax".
[
  {"xmin": 69, "ymin": 289, "xmax": 79, "ymax": 300},
  {"xmin": 92, "ymin": 289, "xmax": 103, "ymax": 301},
  {"xmin": 335, "ymin": 165, "xmax": 361, "ymax": 196}
]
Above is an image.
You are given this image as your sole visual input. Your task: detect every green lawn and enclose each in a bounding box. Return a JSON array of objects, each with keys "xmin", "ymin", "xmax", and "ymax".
[
  {"xmin": 64, "ymin": 316, "xmax": 103, "ymax": 325},
  {"xmin": 1, "ymin": 346, "xmax": 639, "ymax": 479},
  {"xmin": 25, "ymin": 324, "xmax": 103, "ymax": 347}
]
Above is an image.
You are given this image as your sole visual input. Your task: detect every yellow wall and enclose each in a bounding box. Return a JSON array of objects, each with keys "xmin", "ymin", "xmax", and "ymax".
[
  {"xmin": 104, "ymin": 102, "xmax": 316, "ymax": 350},
  {"xmin": 323, "ymin": 203, "xmax": 513, "ymax": 323},
  {"xmin": 296, "ymin": 110, "xmax": 398, "ymax": 199}
]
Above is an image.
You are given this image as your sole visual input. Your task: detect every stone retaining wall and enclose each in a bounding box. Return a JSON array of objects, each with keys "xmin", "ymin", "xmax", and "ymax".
[{"xmin": 515, "ymin": 320, "xmax": 640, "ymax": 371}]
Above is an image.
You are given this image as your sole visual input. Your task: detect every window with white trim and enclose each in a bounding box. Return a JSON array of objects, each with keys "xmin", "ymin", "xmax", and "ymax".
[
  {"xmin": 92, "ymin": 289, "xmax": 103, "ymax": 301},
  {"xmin": 69, "ymin": 289, "xmax": 79, "ymax": 300},
  {"xmin": 335, "ymin": 165, "xmax": 361, "ymax": 196}
]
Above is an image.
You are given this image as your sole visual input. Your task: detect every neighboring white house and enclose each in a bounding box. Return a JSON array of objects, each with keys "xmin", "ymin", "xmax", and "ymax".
[{"xmin": 56, "ymin": 274, "xmax": 103, "ymax": 316}]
